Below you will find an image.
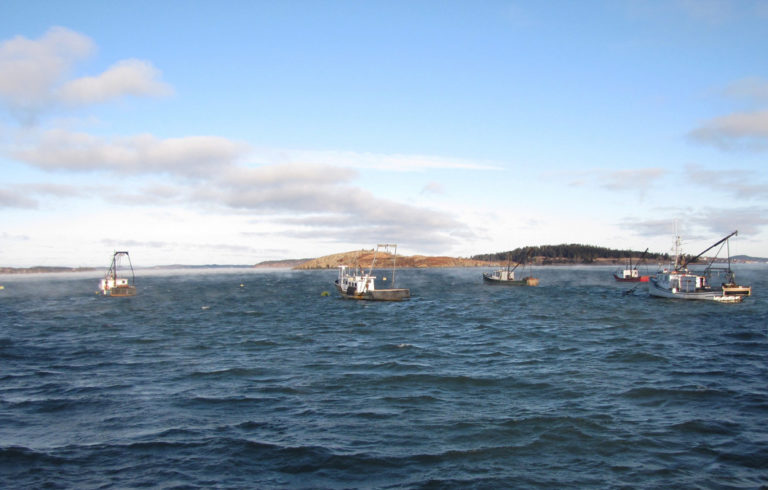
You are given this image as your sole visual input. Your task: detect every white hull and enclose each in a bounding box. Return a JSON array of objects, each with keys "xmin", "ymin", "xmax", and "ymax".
[{"xmin": 648, "ymin": 277, "xmax": 741, "ymax": 303}]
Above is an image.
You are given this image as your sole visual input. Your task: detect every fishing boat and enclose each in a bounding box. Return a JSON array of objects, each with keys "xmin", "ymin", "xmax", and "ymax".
[
  {"xmin": 648, "ymin": 231, "xmax": 746, "ymax": 303},
  {"xmin": 335, "ymin": 244, "xmax": 410, "ymax": 301},
  {"xmin": 99, "ymin": 251, "xmax": 137, "ymax": 297},
  {"xmin": 483, "ymin": 253, "xmax": 539, "ymax": 286},
  {"xmin": 613, "ymin": 248, "xmax": 650, "ymax": 282}
]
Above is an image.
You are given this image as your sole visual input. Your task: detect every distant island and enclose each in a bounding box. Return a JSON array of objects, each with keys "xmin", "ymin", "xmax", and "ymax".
[
  {"xmin": 471, "ymin": 244, "xmax": 668, "ymax": 265},
  {"xmin": 290, "ymin": 250, "xmax": 493, "ymax": 270},
  {"xmin": 472, "ymin": 245, "xmax": 768, "ymax": 265}
]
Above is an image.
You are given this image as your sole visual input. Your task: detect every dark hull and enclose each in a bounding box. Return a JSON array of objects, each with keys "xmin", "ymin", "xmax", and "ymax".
[
  {"xmin": 338, "ymin": 288, "xmax": 411, "ymax": 301},
  {"xmin": 613, "ymin": 274, "xmax": 649, "ymax": 283},
  {"xmin": 483, "ymin": 274, "xmax": 539, "ymax": 286},
  {"xmin": 106, "ymin": 286, "xmax": 137, "ymax": 297}
]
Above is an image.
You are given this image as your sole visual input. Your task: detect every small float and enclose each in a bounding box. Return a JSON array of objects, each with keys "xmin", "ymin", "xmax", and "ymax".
[{"xmin": 99, "ymin": 251, "xmax": 137, "ymax": 297}]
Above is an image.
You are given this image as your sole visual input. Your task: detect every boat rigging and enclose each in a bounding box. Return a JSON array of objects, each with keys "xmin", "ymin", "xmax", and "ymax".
[{"xmin": 99, "ymin": 251, "xmax": 137, "ymax": 297}]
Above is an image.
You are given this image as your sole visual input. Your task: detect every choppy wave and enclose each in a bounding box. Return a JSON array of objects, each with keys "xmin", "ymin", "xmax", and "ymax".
[{"xmin": 1, "ymin": 266, "xmax": 767, "ymax": 488}]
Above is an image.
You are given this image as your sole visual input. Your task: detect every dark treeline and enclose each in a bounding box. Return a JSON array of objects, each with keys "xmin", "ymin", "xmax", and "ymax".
[{"xmin": 472, "ymin": 244, "xmax": 669, "ymax": 264}]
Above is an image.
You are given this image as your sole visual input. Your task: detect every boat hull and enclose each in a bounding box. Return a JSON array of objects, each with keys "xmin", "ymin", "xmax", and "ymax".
[
  {"xmin": 483, "ymin": 274, "xmax": 539, "ymax": 286},
  {"xmin": 613, "ymin": 274, "xmax": 649, "ymax": 282},
  {"xmin": 103, "ymin": 285, "xmax": 137, "ymax": 297},
  {"xmin": 337, "ymin": 286, "xmax": 410, "ymax": 301},
  {"xmin": 648, "ymin": 277, "xmax": 741, "ymax": 303}
]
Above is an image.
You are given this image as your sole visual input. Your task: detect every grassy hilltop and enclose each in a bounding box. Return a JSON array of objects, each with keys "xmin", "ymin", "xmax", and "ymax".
[{"xmin": 292, "ymin": 250, "xmax": 494, "ymax": 270}]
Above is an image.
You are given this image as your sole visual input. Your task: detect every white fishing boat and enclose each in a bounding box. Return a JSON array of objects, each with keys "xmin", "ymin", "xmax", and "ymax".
[
  {"xmin": 99, "ymin": 251, "xmax": 137, "ymax": 297},
  {"xmin": 483, "ymin": 253, "xmax": 538, "ymax": 286},
  {"xmin": 335, "ymin": 244, "xmax": 410, "ymax": 301},
  {"xmin": 648, "ymin": 231, "xmax": 745, "ymax": 303}
]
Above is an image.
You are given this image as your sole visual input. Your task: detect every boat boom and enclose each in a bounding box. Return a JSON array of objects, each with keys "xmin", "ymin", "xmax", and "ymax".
[{"xmin": 678, "ymin": 230, "xmax": 737, "ymax": 270}]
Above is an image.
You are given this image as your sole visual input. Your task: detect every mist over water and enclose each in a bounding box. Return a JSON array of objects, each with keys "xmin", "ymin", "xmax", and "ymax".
[{"xmin": 1, "ymin": 266, "xmax": 767, "ymax": 488}]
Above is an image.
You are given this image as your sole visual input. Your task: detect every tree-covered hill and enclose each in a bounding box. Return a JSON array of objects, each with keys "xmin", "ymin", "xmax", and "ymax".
[{"xmin": 472, "ymin": 244, "xmax": 668, "ymax": 265}]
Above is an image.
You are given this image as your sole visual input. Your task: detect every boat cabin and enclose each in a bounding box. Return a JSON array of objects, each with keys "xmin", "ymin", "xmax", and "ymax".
[
  {"xmin": 657, "ymin": 270, "xmax": 708, "ymax": 293},
  {"xmin": 336, "ymin": 265, "xmax": 376, "ymax": 295},
  {"xmin": 617, "ymin": 268, "xmax": 641, "ymax": 280},
  {"xmin": 493, "ymin": 269, "xmax": 515, "ymax": 281}
]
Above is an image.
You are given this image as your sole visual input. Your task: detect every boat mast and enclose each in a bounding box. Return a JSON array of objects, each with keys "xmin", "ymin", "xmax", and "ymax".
[{"xmin": 108, "ymin": 253, "xmax": 116, "ymax": 280}]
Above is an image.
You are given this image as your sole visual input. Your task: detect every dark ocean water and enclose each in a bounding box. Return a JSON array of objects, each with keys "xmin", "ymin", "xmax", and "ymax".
[{"xmin": 1, "ymin": 265, "xmax": 767, "ymax": 489}]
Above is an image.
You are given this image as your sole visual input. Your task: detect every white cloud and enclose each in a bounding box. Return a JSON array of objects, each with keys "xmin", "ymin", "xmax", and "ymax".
[
  {"xmin": 684, "ymin": 163, "xmax": 768, "ymax": 199},
  {"xmin": 555, "ymin": 167, "xmax": 667, "ymax": 197},
  {"xmin": 252, "ymin": 147, "xmax": 503, "ymax": 172},
  {"xmin": 0, "ymin": 27, "xmax": 170, "ymax": 122},
  {"xmin": 723, "ymin": 77, "xmax": 768, "ymax": 102},
  {"xmin": 689, "ymin": 206, "xmax": 768, "ymax": 237},
  {"xmin": 0, "ymin": 182, "xmax": 91, "ymax": 209},
  {"xmin": 0, "ymin": 27, "xmax": 93, "ymax": 120},
  {"xmin": 0, "ymin": 187, "xmax": 38, "ymax": 209},
  {"xmin": 58, "ymin": 59, "xmax": 173, "ymax": 105},
  {"xmin": 193, "ymin": 163, "xmax": 475, "ymax": 250},
  {"xmin": 5, "ymin": 124, "xmax": 478, "ymax": 252},
  {"xmin": 11, "ymin": 129, "xmax": 249, "ymax": 176},
  {"xmin": 420, "ymin": 182, "xmax": 445, "ymax": 195},
  {"xmin": 688, "ymin": 109, "xmax": 768, "ymax": 150},
  {"xmin": 623, "ymin": 205, "xmax": 768, "ymax": 244},
  {"xmin": 600, "ymin": 168, "xmax": 667, "ymax": 195}
]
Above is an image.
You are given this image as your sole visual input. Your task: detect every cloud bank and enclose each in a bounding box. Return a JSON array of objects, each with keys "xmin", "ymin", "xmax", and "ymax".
[
  {"xmin": 689, "ymin": 110, "xmax": 768, "ymax": 151},
  {"xmin": 689, "ymin": 78, "xmax": 768, "ymax": 151},
  {"xmin": 0, "ymin": 27, "xmax": 171, "ymax": 122}
]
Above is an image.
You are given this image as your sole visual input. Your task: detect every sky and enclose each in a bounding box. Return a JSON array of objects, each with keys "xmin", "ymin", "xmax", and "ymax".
[{"xmin": 1, "ymin": 0, "xmax": 767, "ymax": 267}]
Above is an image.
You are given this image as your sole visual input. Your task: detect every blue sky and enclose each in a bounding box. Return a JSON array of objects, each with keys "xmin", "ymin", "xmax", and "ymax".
[{"xmin": 1, "ymin": 0, "xmax": 767, "ymax": 267}]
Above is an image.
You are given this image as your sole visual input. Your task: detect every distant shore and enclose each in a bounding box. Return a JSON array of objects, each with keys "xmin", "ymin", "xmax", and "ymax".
[
  {"xmin": 2, "ymin": 254, "xmax": 764, "ymax": 275},
  {"xmin": 0, "ymin": 266, "xmax": 100, "ymax": 275}
]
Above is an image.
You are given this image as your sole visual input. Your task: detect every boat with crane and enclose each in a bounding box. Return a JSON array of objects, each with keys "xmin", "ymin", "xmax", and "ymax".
[
  {"xmin": 335, "ymin": 244, "xmax": 410, "ymax": 301},
  {"xmin": 648, "ymin": 231, "xmax": 749, "ymax": 302}
]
